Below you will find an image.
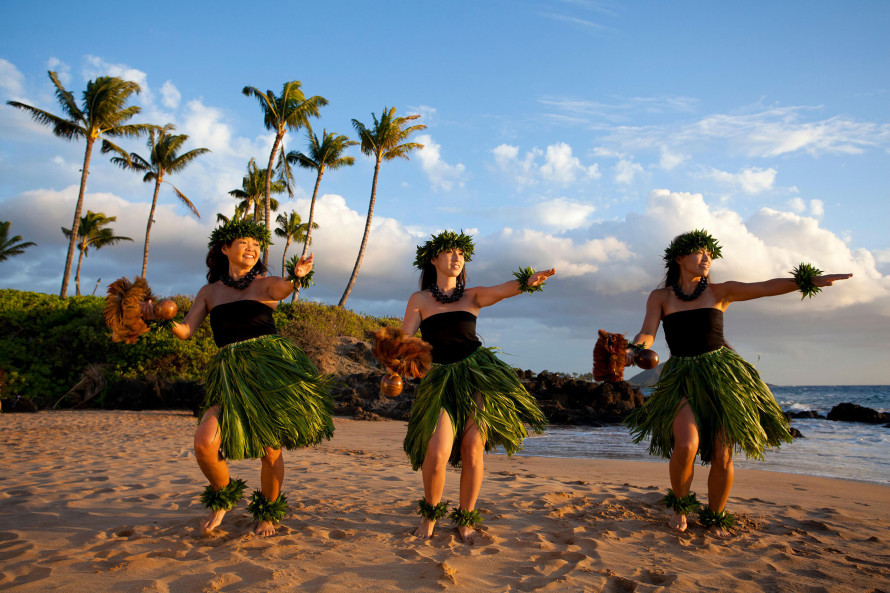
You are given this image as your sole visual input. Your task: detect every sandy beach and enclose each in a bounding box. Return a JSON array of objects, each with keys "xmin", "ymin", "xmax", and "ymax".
[{"xmin": 1, "ymin": 411, "xmax": 887, "ymax": 592}]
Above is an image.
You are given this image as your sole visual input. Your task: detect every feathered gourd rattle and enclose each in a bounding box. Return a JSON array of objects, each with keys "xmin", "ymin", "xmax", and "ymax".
[
  {"xmin": 592, "ymin": 329, "xmax": 659, "ymax": 382},
  {"xmin": 104, "ymin": 277, "xmax": 178, "ymax": 344},
  {"xmin": 371, "ymin": 327, "xmax": 433, "ymax": 397}
]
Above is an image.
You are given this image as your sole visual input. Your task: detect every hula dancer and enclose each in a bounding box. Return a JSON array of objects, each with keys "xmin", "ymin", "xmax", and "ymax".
[
  {"xmin": 143, "ymin": 219, "xmax": 333, "ymax": 536},
  {"xmin": 624, "ymin": 230, "xmax": 852, "ymax": 536},
  {"xmin": 400, "ymin": 231, "xmax": 555, "ymax": 543}
]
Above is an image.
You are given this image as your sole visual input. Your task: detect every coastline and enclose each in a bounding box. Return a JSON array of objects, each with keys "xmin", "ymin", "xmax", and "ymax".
[{"xmin": 1, "ymin": 411, "xmax": 888, "ymax": 592}]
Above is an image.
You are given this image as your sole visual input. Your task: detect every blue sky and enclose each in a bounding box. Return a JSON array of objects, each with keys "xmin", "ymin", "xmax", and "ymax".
[{"xmin": 2, "ymin": 1, "xmax": 888, "ymax": 384}]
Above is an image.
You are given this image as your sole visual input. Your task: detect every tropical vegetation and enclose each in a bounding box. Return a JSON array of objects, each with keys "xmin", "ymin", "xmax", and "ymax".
[
  {"xmin": 339, "ymin": 107, "xmax": 425, "ymax": 307},
  {"xmin": 0, "ymin": 221, "xmax": 36, "ymax": 262},
  {"xmin": 111, "ymin": 124, "xmax": 209, "ymax": 277},
  {"xmin": 61, "ymin": 211, "xmax": 132, "ymax": 296},
  {"xmin": 6, "ymin": 71, "xmax": 152, "ymax": 297},
  {"xmin": 229, "ymin": 158, "xmax": 286, "ymax": 221}
]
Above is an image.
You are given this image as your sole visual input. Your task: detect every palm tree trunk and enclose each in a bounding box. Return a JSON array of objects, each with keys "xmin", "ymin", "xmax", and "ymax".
[
  {"xmin": 338, "ymin": 158, "xmax": 381, "ymax": 308},
  {"xmin": 142, "ymin": 176, "xmax": 163, "ymax": 278},
  {"xmin": 294, "ymin": 168, "xmax": 325, "ymax": 302},
  {"xmin": 61, "ymin": 138, "xmax": 94, "ymax": 298},
  {"xmin": 263, "ymin": 131, "xmax": 284, "ymax": 266},
  {"xmin": 74, "ymin": 243, "xmax": 85, "ymax": 296},
  {"xmin": 281, "ymin": 237, "xmax": 291, "ymax": 280}
]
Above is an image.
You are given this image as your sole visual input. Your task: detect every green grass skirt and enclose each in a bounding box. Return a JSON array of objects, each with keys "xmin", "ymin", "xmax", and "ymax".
[
  {"xmin": 624, "ymin": 347, "xmax": 792, "ymax": 464},
  {"xmin": 403, "ymin": 347, "xmax": 547, "ymax": 470},
  {"xmin": 201, "ymin": 334, "xmax": 334, "ymax": 460}
]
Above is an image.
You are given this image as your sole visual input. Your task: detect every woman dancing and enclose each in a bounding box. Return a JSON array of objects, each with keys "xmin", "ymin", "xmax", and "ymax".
[
  {"xmin": 624, "ymin": 229, "xmax": 852, "ymax": 536},
  {"xmin": 399, "ymin": 231, "xmax": 555, "ymax": 543},
  {"xmin": 144, "ymin": 219, "xmax": 333, "ymax": 536}
]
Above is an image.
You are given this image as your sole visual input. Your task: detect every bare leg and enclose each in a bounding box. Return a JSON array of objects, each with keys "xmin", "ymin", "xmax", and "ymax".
[
  {"xmin": 706, "ymin": 435, "xmax": 734, "ymax": 538},
  {"xmin": 415, "ymin": 410, "xmax": 455, "ymax": 538},
  {"xmin": 194, "ymin": 407, "xmax": 229, "ymax": 533},
  {"xmin": 668, "ymin": 399, "xmax": 699, "ymax": 532},
  {"xmin": 457, "ymin": 419, "xmax": 484, "ymax": 543},
  {"xmin": 255, "ymin": 447, "xmax": 284, "ymax": 537}
]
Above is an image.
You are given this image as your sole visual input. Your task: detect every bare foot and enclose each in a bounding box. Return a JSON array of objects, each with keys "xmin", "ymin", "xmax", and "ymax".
[
  {"xmin": 201, "ymin": 509, "xmax": 227, "ymax": 534},
  {"xmin": 457, "ymin": 525, "xmax": 477, "ymax": 544},
  {"xmin": 707, "ymin": 525, "xmax": 732, "ymax": 539},
  {"xmin": 668, "ymin": 511, "xmax": 688, "ymax": 532},
  {"xmin": 413, "ymin": 518, "xmax": 436, "ymax": 538},
  {"xmin": 254, "ymin": 520, "xmax": 278, "ymax": 537}
]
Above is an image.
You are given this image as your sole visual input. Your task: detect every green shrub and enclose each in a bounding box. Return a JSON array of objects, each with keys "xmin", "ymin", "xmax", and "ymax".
[{"xmin": 0, "ymin": 289, "xmax": 400, "ymax": 405}]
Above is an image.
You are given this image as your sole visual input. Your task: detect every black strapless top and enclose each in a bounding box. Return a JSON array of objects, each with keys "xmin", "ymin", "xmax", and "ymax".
[
  {"xmin": 209, "ymin": 300, "xmax": 277, "ymax": 347},
  {"xmin": 662, "ymin": 308, "xmax": 726, "ymax": 357},
  {"xmin": 419, "ymin": 311, "xmax": 483, "ymax": 364}
]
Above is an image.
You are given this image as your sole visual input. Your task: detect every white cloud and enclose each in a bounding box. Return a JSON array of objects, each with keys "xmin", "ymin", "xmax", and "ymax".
[
  {"xmin": 658, "ymin": 146, "xmax": 687, "ymax": 170},
  {"xmin": 787, "ymin": 197, "xmax": 806, "ymax": 213},
  {"xmin": 160, "ymin": 81, "xmax": 181, "ymax": 110},
  {"xmin": 492, "ymin": 142, "xmax": 598, "ymax": 188},
  {"xmin": 46, "ymin": 57, "xmax": 71, "ymax": 85},
  {"xmin": 614, "ymin": 159, "xmax": 643, "ymax": 184},
  {"xmin": 0, "ymin": 59, "xmax": 26, "ymax": 100},
  {"xmin": 704, "ymin": 166, "xmax": 777, "ymax": 194},
  {"xmin": 533, "ymin": 197, "xmax": 596, "ymax": 230},
  {"xmin": 407, "ymin": 105, "xmax": 437, "ymax": 126},
  {"xmin": 809, "ymin": 199, "xmax": 824, "ymax": 217},
  {"xmin": 415, "ymin": 134, "xmax": 466, "ymax": 191},
  {"xmin": 539, "ymin": 142, "xmax": 601, "ymax": 185}
]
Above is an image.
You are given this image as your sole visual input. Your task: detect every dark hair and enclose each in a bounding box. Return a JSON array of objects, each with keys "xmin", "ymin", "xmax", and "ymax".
[
  {"xmin": 659, "ymin": 258, "xmax": 716, "ymax": 289},
  {"xmin": 419, "ymin": 262, "xmax": 467, "ymax": 291},
  {"xmin": 206, "ymin": 241, "xmax": 267, "ymax": 283}
]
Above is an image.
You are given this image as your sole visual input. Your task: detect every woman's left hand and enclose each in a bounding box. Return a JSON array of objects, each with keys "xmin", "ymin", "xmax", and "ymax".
[
  {"xmin": 293, "ymin": 253, "xmax": 314, "ymax": 277},
  {"xmin": 529, "ymin": 268, "xmax": 557, "ymax": 287}
]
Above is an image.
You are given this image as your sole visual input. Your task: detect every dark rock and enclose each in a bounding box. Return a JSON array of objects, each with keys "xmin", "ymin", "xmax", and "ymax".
[
  {"xmin": 789, "ymin": 427, "xmax": 804, "ymax": 439},
  {"xmin": 826, "ymin": 402, "xmax": 890, "ymax": 425}
]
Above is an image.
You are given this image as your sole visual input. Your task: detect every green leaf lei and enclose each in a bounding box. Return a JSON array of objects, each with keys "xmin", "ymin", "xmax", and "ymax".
[
  {"xmin": 285, "ymin": 254, "xmax": 315, "ymax": 289},
  {"xmin": 698, "ymin": 506, "xmax": 736, "ymax": 530},
  {"xmin": 663, "ymin": 229, "xmax": 723, "ymax": 265},
  {"xmin": 199, "ymin": 477, "xmax": 247, "ymax": 511},
  {"xmin": 208, "ymin": 219, "xmax": 272, "ymax": 249},
  {"xmin": 662, "ymin": 489, "xmax": 701, "ymax": 515},
  {"xmin": 449, "ymin": 506, "xmax": 484, "ymax": 527},
  {"xmin": 417, "ymin": 498, "xmax": 450, "ymax": 520},
  {"xmin": 413, "ymin": 230, "xmax": 475, "ymax": 269},
  {"xmin": 246, "ymin": 490, "xmax": 289, "ymax": 524},
  {"xmin": 791, "ymin": 262, "xmax": 823, "ymax": 300},
  {"xmin": 513, "ymin": 266, "xmax": 544, "ymax": 294}
]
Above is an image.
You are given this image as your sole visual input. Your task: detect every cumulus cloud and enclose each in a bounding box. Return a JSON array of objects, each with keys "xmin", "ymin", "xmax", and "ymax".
[
  {"xmin": 0, "ymin": 59, "xmax": 26, "ymax": 99},
  {"xmin": 533, "ymin": 197, "xmax": 596, "ymax": 230},
  {"xmin": 160, "ymin": 81, "xmax": 181, "ymax": 110},
  {"xmin": 703, "ymin": 166, "xmax": 777, "ymax": 194},
  {"xmin": 415, "ymin": 134, "xmax": 466, "ymax": 191},
  {"xmin": 614, "ymin": 159, "xmax": 644, "ymax": 184},
  {"xmin": 491, "ymin": 142, "xmax": 599, "ymax": 188}
]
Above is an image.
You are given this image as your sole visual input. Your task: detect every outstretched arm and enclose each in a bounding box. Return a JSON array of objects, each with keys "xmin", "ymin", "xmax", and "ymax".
[
  {"xmin": 716, "ymin": 272, "xmax": 852, "ymax": 304},
  {"xmin": 142, "ymin": 286, "xmax": 210, "ymax": 340},
  {"xmin": 473, "ymin": 267, "xmax": 556, "ymax": 308},
  {"xmin": 624, "ymin": 290, "xmax": 663, "ymax": 365}
]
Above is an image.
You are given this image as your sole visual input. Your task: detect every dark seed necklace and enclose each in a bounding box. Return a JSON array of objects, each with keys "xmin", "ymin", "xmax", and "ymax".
[
  {"xmin": 429, "ymin": 283, "xmax": 465, "ymax": 304},
  {"xmin": 221, "ymin": 267, "xmax": 260, "ymax": 290},
  {"xmin": 672, "ymin": 276, "xmax": 709, "ymax": 301}
]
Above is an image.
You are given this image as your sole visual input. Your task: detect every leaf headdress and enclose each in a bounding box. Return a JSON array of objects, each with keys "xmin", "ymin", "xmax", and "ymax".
[
  {"xmin": 413, "ymin": 230, "xmax": 475, "ymax": 269},
  {"xmin": 208, "ymin": 219, "xmax": 272, "ymax": 249},
  {"xmin": 663, "ymin": 229, "xmax": 722, "ymax": 266}
]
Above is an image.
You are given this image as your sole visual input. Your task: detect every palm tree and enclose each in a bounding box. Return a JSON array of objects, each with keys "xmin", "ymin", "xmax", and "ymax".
[
  {"xmin": 229, "ymin": 158, "xmax": 286, "ymax": 221},
  {"xmin": 287, "ymin": 127, "xmax": 357, "ymax": 263},
  {"xmin": 111, "ymin": 124, "xmax": 209, "ymax": 278},
  {"xmin": 242, "ymin": 81, "xmax": 327, "ymax": 264},
  {"xmin": 275, "ymin": 211, "xmax": 318, "ymax": 302},
  {"xmin": 0, "ymin": 220, "xmax": 37, "ymax": 262},
  {"xmin": 61, "ymin": 211, "xmax": 133, "ymax": 296},
  {"xmin": 7, "ymin": 71, "xmax": 151, "ymax": 297},
  {"xmin": 338, "ymin": 107, "xmax": 426, "ymax": 307}
]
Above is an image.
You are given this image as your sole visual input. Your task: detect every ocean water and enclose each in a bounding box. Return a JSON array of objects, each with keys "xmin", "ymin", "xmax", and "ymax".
[{"xmin": 512, "ymin": 385, "xmax": 890, "ymax": 485}]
